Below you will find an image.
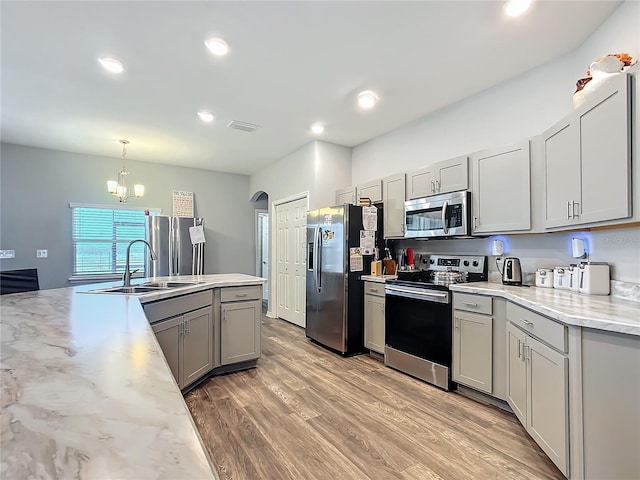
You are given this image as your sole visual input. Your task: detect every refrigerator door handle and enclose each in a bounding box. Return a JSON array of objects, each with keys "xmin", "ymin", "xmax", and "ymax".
[{"xmin": 315, "ymin": 226, "xmax": 322, "ymax": 292}]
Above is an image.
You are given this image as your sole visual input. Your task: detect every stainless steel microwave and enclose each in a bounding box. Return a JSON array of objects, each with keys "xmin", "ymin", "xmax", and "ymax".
[{"xmin": 404, "ymin": 190, "xmax": 471, "ymax": 238}]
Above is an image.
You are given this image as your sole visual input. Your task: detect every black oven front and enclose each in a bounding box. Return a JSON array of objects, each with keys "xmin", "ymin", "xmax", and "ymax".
[{"xmin": 384, "ymin": 282, "xmax": 453, "ymax": 390}]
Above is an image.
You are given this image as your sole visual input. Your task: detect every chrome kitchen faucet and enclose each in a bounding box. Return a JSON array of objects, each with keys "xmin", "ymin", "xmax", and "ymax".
[{"xmin": 123, "ymin": 239, "xmax": 157, "ymax": 287}]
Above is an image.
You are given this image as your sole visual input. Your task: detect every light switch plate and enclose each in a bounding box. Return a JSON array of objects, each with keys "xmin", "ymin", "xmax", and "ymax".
[
  {"xmin": 0, "ymin": 250, "xmax": 16, "ymax": 259},
  {"xmin": 36, "ymin": 249, "xmax": 48, "ymax": 258}
]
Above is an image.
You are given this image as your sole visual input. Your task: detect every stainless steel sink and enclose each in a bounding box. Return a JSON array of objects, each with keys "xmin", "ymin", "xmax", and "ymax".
[
  {"xmin": 91, "ymin": 286, "xmax": 166, "ymax": 294},
  {"xmin": 141, "ymin": 281, "xmax": 201, "ymax": 288}
]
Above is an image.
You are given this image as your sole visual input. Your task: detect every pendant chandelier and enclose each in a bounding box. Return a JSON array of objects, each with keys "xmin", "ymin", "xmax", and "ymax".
[{"xmin": 107, "ymin": 139, "xmax": 144, "ymax": 203}]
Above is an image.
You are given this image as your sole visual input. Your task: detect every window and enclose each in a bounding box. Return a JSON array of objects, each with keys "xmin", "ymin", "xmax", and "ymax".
[{"xmin": 70, "ymin": 204, "xmax": 160, "ymax": 278}]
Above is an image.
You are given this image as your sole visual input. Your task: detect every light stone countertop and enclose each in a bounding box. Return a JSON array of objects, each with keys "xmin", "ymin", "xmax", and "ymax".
[
  {"xmin": 361, "ymin": 275, "xmax": 397, "ymax": 283},
  {"xmin": 449, "ymin": 282, "xmax": 640, "ymax": 336},
  {"xmin": 0, "ymin": 274, "xmax": 265, "ymax": 479}
]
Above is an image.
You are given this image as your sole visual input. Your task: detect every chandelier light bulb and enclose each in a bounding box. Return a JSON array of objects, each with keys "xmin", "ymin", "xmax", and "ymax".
[
  {"xmin": 98, "ymin": 57, "xmax": 124, "ymax": 74},
  {"xmin": 198, "ymin": 111, "xmax": 215, "ymax": 122},
  {"xmin": 503, "ymin": 0, "xmax": 532, "ymax": 18},
  {"xmin": 204, "ymin": 37, "xmax": 230, "ymax": 56},
  {"xmin": 358, "ymin": 90, "xmax": 378, "ymax": 109}
]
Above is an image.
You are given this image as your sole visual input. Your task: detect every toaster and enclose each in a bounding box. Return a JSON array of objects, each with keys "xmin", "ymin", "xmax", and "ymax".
[{"xmin": 578, "ymin": 263, "xmax": 610, "ymax": 295}]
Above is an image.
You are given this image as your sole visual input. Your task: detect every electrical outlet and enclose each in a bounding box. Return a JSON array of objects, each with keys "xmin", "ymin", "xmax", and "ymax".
[
  {"xmin": 0, "ymin": 250, "xmax": 15, "ymax": 259},
  {"xmin": 36, "ymin": 249, "xmax": 48, "ymax": 258}
]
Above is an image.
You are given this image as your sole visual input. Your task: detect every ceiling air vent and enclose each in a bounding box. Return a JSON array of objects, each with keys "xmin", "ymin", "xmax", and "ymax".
[{"xmin": 227, "ymin": 120, "xmax": 260, "ymax": 133}]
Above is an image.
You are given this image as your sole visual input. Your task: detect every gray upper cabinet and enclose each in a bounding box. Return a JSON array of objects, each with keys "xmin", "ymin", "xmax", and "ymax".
[
  {"xmin": 382, "ymin": 173, "xmax": 406, "ymax": 238},
  {"xmin": 407, "ymin": 156, "xmax": 469, "ymax": 200},
  {"xmin": 335, "ymin": 186, "xmax": 357, "ymax": 205},
  {"xmin": 543, "ymin": 73, "xmax": 631, "ymax": 229},
  {"xmin": 471, "ymin": 140, "xmax": 531, "ymax": 234},
  {"xmin": 357, "ymin": 179, "xmax": 382, "ymax": 204}
]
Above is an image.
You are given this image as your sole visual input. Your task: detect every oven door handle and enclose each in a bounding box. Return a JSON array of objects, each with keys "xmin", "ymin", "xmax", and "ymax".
[
  {"xmin": 441, "ymin": 200, "xmax": 449, "ymax": 235},
  {"xmin": 385, "ymin": 286, "xmax": 450, "ymax": 303}
]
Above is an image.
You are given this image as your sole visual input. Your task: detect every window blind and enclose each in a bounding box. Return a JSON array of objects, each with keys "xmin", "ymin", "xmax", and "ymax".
[{"xmin": 71, "ymin": 205, "xmax": 159, "ymax": 276}]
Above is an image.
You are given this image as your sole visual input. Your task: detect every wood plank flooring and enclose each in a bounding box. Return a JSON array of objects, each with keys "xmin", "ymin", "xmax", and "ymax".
[{"xmin": 185, "ymin": 316, "xmax": 565, "ymax": 480}]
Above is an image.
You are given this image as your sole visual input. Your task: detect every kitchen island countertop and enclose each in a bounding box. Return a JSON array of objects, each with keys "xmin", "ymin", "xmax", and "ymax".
[
  {"xmin": 450, "ymin": 282, "xmax": 640, "ymax": 336},
  {"xmin": 0, "ymin": 274, "xmax": 265, "ymax": 479}
]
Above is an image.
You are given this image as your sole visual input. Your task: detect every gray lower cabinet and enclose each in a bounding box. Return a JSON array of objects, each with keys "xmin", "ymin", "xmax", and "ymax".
[
  {"xmin": 145, "ymin": 290, "xmax": 214, "ymax": 390},
  {"xmin": 452, "ymin": 293, "xmax": 506, "ymax": 398},
  {"xmin": 364, "ymin": 281, "xmax": 385, "ymax": 354},
  {"xmin": 506, "ymin": 304, "xmax": 569, "ymax": 477},
  {"xmin": 220, "ymin": 286, "xmax": 262, "ymax": 365},
  {"xmin": 150, "ymin": 305, "xmax": 214, "ymax": 390},
  {"xmin": 453, "ymin": 310, "xmax": 492, "ymax": 394}
]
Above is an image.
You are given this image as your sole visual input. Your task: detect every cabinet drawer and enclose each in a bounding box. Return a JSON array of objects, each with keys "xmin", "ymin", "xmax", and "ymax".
[
  {"xmin": 221, "ymin": 285, "xmax": 261, "ymax": 302},
  {"xmin": 454, "ymin": 293, "xmax": 492, "ymax": 315},
  {"xmin": 364, "ymin": 281, "xmax": 385, "ymax": 297},
  {"xmin": 506, "ymin": 302, "xmax": 567, "ymax": 353},
  {"xmin": 144, "ymin": 290, "xmax": 213, "ymax": 324}
]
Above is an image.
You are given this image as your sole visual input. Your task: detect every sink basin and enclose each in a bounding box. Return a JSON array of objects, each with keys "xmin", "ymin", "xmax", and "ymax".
[
  {"xmin": 141, "ymin": 281, "xmax": 201, "ymax": 288},
  {"xmin": 89, "ymin": 286, "xmax": 166, "ymax": 294}
]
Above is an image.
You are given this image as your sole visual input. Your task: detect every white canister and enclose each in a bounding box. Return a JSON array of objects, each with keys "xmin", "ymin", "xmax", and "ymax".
[
  {"xmin": 567, "ymin": 264, "xmax": 580, "ymax": 292},
  {"xmin": 535, "ymin": 268, "xmax": 554, "ymax": 288},
  {"xmin": 578, "ymin": 263, "xmax": 610, "ymax": 295},
  {"xmin": 553, "ymin": 267, "xmax": 569, "ymax": 289}
]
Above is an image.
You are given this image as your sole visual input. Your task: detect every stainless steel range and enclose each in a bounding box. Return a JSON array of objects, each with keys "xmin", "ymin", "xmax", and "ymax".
[{"xmin": 384, "ymin": 254, "xmax": 487, "ymax": 390}]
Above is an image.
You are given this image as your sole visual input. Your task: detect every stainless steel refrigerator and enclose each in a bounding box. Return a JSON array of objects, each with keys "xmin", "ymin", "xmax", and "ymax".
[
  {"xmin": 145, "ymin": 216, "xmax": 205, "ymax": 277},
  {"xmin": 306, "ymin": 204, "xmax": 371, "ymax": 355}
]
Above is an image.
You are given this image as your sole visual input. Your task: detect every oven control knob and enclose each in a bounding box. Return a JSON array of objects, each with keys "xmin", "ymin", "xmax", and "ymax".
[
  {"xmin": 463, "ymin": 260, "xmax": 470, "ymax": 266},
  {"xmin": 472, "ymin": 260, "xmax": 479, "ymax": 267},
  {"xmin": 429, "ymin": 259, "xmax": 435, "ymax": 264}
]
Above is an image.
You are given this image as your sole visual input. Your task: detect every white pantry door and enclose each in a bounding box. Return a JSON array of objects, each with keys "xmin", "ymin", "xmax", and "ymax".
[{"xmin": 276, "ymin": 197, "xmax": 307, "ymax": 327}]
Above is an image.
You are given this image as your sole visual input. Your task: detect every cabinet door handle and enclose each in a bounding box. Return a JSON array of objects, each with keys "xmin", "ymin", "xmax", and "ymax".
[
  {"xmin": 454, "ymin": 317, "xmax": 459, "ymax": 329},
  {"xmin": 179, "ymin": 321, "xmax": 184, "ymax": 336},
  {"xmin": 572, "ymin": 201, "xmax": 580, "ymax": 218},
  {"xmin": 517, "ymin": 339, "xmax": 522, "ymax": 359},
  {"xmin": 184, "ymin": 319, "xmax": 190, "ymax": 334},
  {"xmin": 236, "ymin": 292, "xmax": 248, "ymax": 297},
  {"xmin": 473, "ymin": 216, "xmax": 478, "ymax": 229},
  {"xmin": 430, "ymin": 181, "xmax": 435, "ymax": 193},
  {"xmin": 462, "ymin": 302, "xmax": 478, "ymax": 307},
  {"xmin": 567, "ymin": 201, "xmax": 573, "ymax": 219},
  {"xmin": 518, "ymin": 318, "xmax": 534, "ymax": 326},
  {"xmin": 435, "ymin": 180, "xmax": 441, "ymax": 192},
  {"xmin": 523, "ymin": 345, "xmax": 530, "ymax": 362}
]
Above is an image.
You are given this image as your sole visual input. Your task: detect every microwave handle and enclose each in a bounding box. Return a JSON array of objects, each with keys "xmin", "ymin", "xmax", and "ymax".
[{"xmin": 442, "ymin": 200, "xmax": 449, "ymax": 235}]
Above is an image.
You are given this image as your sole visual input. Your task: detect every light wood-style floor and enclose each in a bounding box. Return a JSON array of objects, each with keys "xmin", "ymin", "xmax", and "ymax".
[{"xmin": 185, "ymin": 316, "xmax": 564, "ymax": 480}]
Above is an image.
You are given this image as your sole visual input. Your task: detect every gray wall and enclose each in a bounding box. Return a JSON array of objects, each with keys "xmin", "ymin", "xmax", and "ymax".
[{"xmin": 0, "ymin": 143, "xmax": 260, "ymax": 289}]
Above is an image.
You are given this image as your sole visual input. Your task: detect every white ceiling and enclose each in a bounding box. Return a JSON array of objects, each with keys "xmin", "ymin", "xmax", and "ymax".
[{"xmin": 1, "ymin": 1, "xmax": 620, "ymax": 175}]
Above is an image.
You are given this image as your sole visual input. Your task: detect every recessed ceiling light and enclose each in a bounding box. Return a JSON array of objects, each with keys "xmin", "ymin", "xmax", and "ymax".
[
  {"xmin": 204, "ymin": 37, "xmax": 230, "ymax": 56},
  {"xmin": 503, "ymin": 0, "xmax": 532, "ymax": 18},
  {"xmin": 358, "ymin": 90, "xmax": 378, "ymax": 109},
  {"xmin": 98, "ymin": 57, "xmax": 124, "ymax": 74},
  {"xmin": 310, "ymin": 122, "xmax": 325, "ymax": 135},
  {"xmin": 198, "ymin": 111, "xmax": 215, "ymax": 123}
]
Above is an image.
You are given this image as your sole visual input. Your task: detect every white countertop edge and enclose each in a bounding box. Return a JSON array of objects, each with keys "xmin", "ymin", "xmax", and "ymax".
[
  {"xmin": 361, "ymin": 275, "xmax": 397, "ymax": 283},
  {"xmin": 449, "ymin": 283, "xmax": 640, "ymax": 336}
]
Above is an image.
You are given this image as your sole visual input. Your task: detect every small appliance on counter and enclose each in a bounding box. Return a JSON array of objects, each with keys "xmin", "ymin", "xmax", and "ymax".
[
  {"xmin": 502, "ymin": 257, "xmax": 523, "ymax": 285},
  {"xmin": 535, "ymin": 268, "xmax": 554, "ymax": 288},
  {"xmin": 553, "ymin": 267, "xmax": 568, "ymax": 289},
  {"xmin": 578, "ymin": 262, "xmax": 610, "ymax": 295},
  {"xmin": 567, "ymin": 264, "xmax": 580, "ymax": 292}
]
